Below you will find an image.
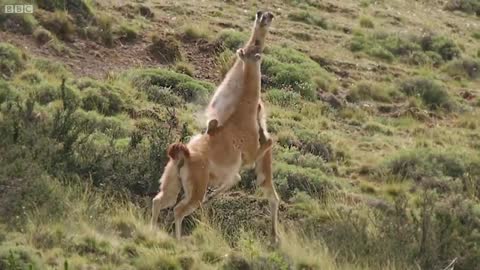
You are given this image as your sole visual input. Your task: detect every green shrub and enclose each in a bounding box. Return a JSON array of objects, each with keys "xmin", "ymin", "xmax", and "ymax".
[
  {"xmin": 472, "ymin": 31, "xmax": 480, "ymax": 39},
  {"xmin": 33, "ymin": 27, "xmax": 53, "ymax": 45},
  {"xmin": 148, "ymin": 35, "xmax": 182, "ymax": 63},
  {"xmin": 418, "ymin": 34, "xmax": 461, "ymax": 61},
  {"xmin": 363, "ymin": 121, "xmax": 393, "ymax": 135},
  {"xmin": 398, "ymin": 76, "xmax": 454, "ymax": 110},
  {"xmin": 0, "ymin": 156, "xmax": 65, "ymax": 225},
  {"xmin": 346, "ymin": 81, "xmax": 399, "ymax": 103},
  {"xmin": 81, "ymin": 88, "xmax": 123, "ymax": 116},
  {"xmin": 444, "ymin": 58, "xmax": 480, "ymax": 80},
  {"xmin": 262, "ymin": 46, "xmax": 335, "ymax": 99},
  {"xmin": 266, "ymin": 88, "xmax": 302, "ymax": 107},
  {"xmin": 216, "ymin": 29, "xmax": 247, "ymax": 50},
  {"xmin": 276, "ymin": 130, "xmax": 301, "ymax": 149},
  {"xmin": 36, "ymin": 0, "xmax": 94, "ymax": 25},
  {"xmin": 292, "ymin": 31, "xmax": 312, "ymax": 41},
  {"xmin": 0, "ymin": 79, "xmax": 12, "ymax": 103},
  {"xmin": 367, "ymin": 46, "xmax": 394, "ymax": 62},
  {"xmin": 359, "ymin": 16, "xmax": 374, "ymax": 28},
  {"xmin": 35, "ymin": 82, "xmax": 59, "ymax": 104},
  {"xmin": 222, "ymin": 254, "xmax": 251, "ymax": 270},
  {"xmin": 0, "ymin": 245, "xmax": 45, "ymax": 270},
  {"xmin": 296, "ymin": 130, "xmax": 335, "ymax": 161},
  {"xmin": 144, "ymin": 86, "xmax": 183, "ymax": 107},
  {"xmin": 116, "ymin": 23, "xmax": 138, "ymax": 42},
  {"xmin": 36, "ymin": 10, "xmax": 76, "ymax": 41},
  {"xmin": 216, "ymin": 49, "xmax": 236, "ymax": 79},
  {"xmin": 350, "ymin": 32, "xmax": 460, "ymax": 63},
  {"xmin": 207, "ymin": 196, "xmax": 275, "ymax": 242},
  {"xmin": 263, "ymin": 59, "xmax": 316, "ymax": 99},
  {"xmin": 72, "ymin": 235, "xmax": 112, "ymax": 257},
  {"xmin": 0, "ymin": 43, "xmax": 26, "ymax": 79},
  {"xmin": 274, "ymin": 163, "xmax": 335, "ymax": 200},
  {"xmin": 18, "ymin": 69, "xmax": 43, "ymax": 84},
  {"xmin": 445, "ymin": 0, "xmax": 480, "ymax": 15},
  {"xmin": 181, "ymin": 24, "xmax": 211, "ymax": 40},
  {"xmin": 174, "ymin": 61, "xmax": 194, "ymax": 77},
  {"xmin": 0, "ymin": 11, "xmax": 38, "ymax": 34},
  {"xmin": 128, "ymin": 68, "xmax": 214, "ymax": 103},
  {"xmin": 407, "ymin": 51, "xmax": 432, "ymax": 66},
  {"xmin": 386, "ymin": 148, "xmax": 467, "ymax": 181},
  {"xmin": 33, "ymin": 58, "xmax": 68, "ymax": 77},
  {"xmin": 288, "ymin": 11, "xmax": 328, "ymax": 29},
  {"xmin": 77, "ymin": 79, "xmax": 125, "ymax": 116},
  {"xmin": 94, "ymin": 13, "xmax": 114, "ymax": 47}
]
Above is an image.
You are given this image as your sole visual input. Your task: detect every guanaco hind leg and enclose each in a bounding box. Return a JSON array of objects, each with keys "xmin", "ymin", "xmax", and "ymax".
[
  {"xmin": 151, "ymin": 161, "xmax": 182, "ymax": 228},
  {"xmin": 255, "ymin": 148, "xmax": 280, "ymax": 244},
  {"xmin": 173, "ymin": 160, "xmax": 209, "ymax": 239}
]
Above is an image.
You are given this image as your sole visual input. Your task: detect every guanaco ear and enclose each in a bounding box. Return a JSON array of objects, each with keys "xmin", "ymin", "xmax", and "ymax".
[
  {"xmin": 256, "ymin": 11, "xmax": 263, "ymax": 21},
  {"xmin": 236, "ymin": 48, "xmax": 245, "ymax": 58}
]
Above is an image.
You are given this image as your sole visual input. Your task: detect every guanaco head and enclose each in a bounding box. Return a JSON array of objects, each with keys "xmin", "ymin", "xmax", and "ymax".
[
  {"xmin": 255, "ymin": 11, "xmax": 274, "ymax": 28},
  {"xmin": 237, "ymin": 45, "xmax": 262, "ymax": 63}
]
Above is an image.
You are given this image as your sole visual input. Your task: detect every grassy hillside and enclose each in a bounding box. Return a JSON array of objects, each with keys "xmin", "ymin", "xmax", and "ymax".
[{"xmin": 1, "ymin": 0, "xmax": 480, "ymax": 269}]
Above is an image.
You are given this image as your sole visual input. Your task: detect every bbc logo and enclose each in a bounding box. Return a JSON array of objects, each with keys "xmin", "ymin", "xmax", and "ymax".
[{"xmin": 4, "ymin": 5, "xmax": 34, "ymax": 14}]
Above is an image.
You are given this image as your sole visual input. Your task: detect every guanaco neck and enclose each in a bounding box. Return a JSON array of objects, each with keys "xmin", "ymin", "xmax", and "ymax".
[
  {"xmin": 242, "ymin": 61, "xmax": 261, "ymax": 97},
  {"xmin": 246, "ymin": 24, "xmax": 268, "ymax": 51}
]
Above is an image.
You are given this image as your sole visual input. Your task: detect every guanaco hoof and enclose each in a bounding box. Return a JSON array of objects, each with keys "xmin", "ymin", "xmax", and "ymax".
[{"xmin": 206, "ymin": 119, "xmax": 219, "ymax": 135}]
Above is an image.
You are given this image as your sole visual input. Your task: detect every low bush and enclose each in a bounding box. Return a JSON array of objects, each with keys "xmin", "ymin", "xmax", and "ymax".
[
  {"xmin": 0, "ymin": 43, "xmax": 26, "ymax": 79},
  {"xmin": 0, "ymin": 154, "xmax": 65, "ymax": 226},
  {"xmin": 216, "ymin": 29, "xmax": 247, "ymax": 51},
  {"xmin": 274, "ymin": 162, "xmax": 336, "ymax": 200},
  {"xmin": 181, "ymin": 24, "xmax": 211, "ymax": 40},
  {"xmin": 385, "ymin": 148, "xmax": 469, "ymax": 182},
  {"xmin": 33, "ymin": 58, "xmax": 68, "ymax": 76},
  {"xmin": 363, "ymin": 121, "xmax": 393, "ymax": 135},
  {"xmin": 288, "ymin": 11, "xmax": 328, "ymax": 29},
  {"xmin": 36, "ymin": 0, "xmax": 94, "ymax": 26},
  {"xmin": 359, "ymin": 16, "xmax": 375, "ymax": 28},
  {"xmin": 148, "ymin": 35, "xmax": 182, "ymax": 63},
  {"xmin": 445, "ymin": 0, "xmax": 480, "ymax": 15},
  {"xmin": 116, "ymin": 23, "xmax": 138, "ymax": 42},
  {"xmin": 472, "ymin": 31, "xmax": 480, "ymax": 39},
  {"xmin": 94, "ymin": 13, "xmax": 114, "ymax": 47},
  {"xmin": 174, "ymin": 61, "xmax": 195, "ymax": 77},
  {"xmin": 398, "ymin": 76, "xmax": 454, "ymax": 111},
  {"xmin": 418, "ymin": 34, "xmax": 461, "ymax": 61},
  {"xmin": 76, "ymin": 79, "xmax": 126, "ymax": 116},
  {"xmin": 35, "ymin": 82, "xmax": 59, "ymax": 104},
  {"xmin": 0, "ymin": 12, "xmax": 38, "ymax": 34},
  {"xmin": 0, "ymin": 245, "xmax": 46, "ymax": 270},
  {"xmin": 127, "ymin": 68, "xmax": 213, "ymax": 103},
  {"xmin": 444, "ymin": 58, "xmax": 480, "ymax": 80},
  {"xmin": 262, "ymin": 46, "xmax": 335, "ymax": 99},
  {"xmin": 266, "ymin": 88, "xmax": 302, "ymax": 107},
  {"xmin": 347, "ymin": 81, "xmax": 400, "ymax": 103},
  {"xmin": 216, "ymin": 49, "xmax": 236, "ymax": 79},
  {"xmin": 350, "ymin": 31, "xmax": 460, "ymax": 63},
  {"xmin": 33, "ymin": 27, "xmax": 54, "ymax": 45},
  {"xmin": 35, "ymin": 10, "xmax": 76, "ymax": 41}
]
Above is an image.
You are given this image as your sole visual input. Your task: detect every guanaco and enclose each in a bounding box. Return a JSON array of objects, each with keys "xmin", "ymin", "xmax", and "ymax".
[{"xmin": 151, "ymin": 46, "xmax": 279, "ymax": 241}]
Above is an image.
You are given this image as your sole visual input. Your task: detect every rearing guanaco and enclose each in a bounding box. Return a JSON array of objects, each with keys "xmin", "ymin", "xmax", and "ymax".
[{"xmin": 151, "ymin": 46, "xmax": 278, "ymax": 240}]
